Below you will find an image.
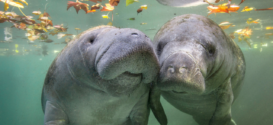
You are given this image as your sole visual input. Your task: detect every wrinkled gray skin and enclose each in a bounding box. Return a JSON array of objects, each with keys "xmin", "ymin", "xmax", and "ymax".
[
  {"xmin": 156, "ymin": 0, "xmax": 208, "ymax": 7},
  {"xmin": 41, "ymin": 26, "xmax": 160, "ymax": 125},
  {"xmin": 150, "ymin": 14, "xmax": 245, "ymax": 125},
  {"xmin": 155, "ymin": 0, "xmax": 220, "ymax": 7}
]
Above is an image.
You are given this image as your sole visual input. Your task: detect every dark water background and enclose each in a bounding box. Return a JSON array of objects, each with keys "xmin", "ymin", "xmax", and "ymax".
[{"xmin": 0, "ymin": 0, "xmax": 273, "ymax": 124}]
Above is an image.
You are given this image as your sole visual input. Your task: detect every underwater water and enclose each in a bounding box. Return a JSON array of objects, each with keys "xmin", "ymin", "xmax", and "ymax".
[{"xmin": 1, "ymin": 0, "xmax": 273, "ymax": 124}]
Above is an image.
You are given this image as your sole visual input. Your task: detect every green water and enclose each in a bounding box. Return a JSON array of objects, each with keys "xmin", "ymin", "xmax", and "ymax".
[{"xmin": 1, "ymin": 0, "xmax": 273, "ymax": 125}]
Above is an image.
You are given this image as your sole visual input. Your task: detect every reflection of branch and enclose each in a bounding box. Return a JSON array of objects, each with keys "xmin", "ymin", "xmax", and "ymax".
[
  {"xmin": 4, "ymin": 27, "xmax": 12, "ymax": 41},
  {"xmin": 45, "ymin": 3, "xmax": 48, "ymax": 11},
  {"xmin": 259, "ymin": 22, "xmax": 263, "ymax": 30},
  {"xmin": 18, "ymin": 7, "xmax": 27, "ymax": 17}
]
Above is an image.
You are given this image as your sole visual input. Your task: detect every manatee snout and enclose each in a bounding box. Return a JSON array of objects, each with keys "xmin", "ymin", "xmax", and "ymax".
[
  {"xmin": 159, "ymin": 52, "xmax": 205, "ymax": 94},
  {"xmin": 96, "ymin": 28, "xmax": 159, "ymax": 84},
  {"xmin": 162, "ymin": 52, "xmax": 196, "ymax": 75}
]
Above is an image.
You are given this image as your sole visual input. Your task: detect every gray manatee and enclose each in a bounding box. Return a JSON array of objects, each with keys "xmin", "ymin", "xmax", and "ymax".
[
  {"xmin": 150, "ymin": 14, "xmax": 245, "ymax": 125},
  {"xmin": 41, "ymin": 26, "xmax": 160, "ymax": 125},
  {"xmin": 156, "ymin": 0, "xmax": 216, "ymax": 7}
]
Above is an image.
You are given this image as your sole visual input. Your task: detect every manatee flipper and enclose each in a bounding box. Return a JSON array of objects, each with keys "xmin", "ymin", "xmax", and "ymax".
[
  {"xmin": 209, "ymin": 78, "xmax": 235, "ymax": 125},
  {"xmin": 149, "ymin": 82, "xmax": 167, "ymax": 125},
  {"xmin": 128, "ymin": 91, "xmax": 150, "ymax": 125},
  {"xmin": 44, "ymin": 101, "xmax": 68, "ymax": 125}
]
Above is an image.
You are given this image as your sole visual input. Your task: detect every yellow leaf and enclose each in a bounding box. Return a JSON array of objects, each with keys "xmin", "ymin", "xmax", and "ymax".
[
  {"xmin": 19, "ymin": 0, "xmax": 28, "ymax": 5},
  {"xmin": 4, "ymin": 2, "xmax": 9, "ymax": 11},
  {"xmin": 126, "ymin": 0, "xmax": 138, "ymax": 6},
  {"xmin": 1, "ymin": 0, "xmax": 25, "ymax": 8},
  {"xmin": 43, "ymin": 27, "xmax": 48, "ymax": 32},
  {"xmin": 102, "ymin": 15, "xmax": 109, "ymax": 19},
  {"xmin": 140, "ymin": 5, "xmax": 147, "ymax": 10}
]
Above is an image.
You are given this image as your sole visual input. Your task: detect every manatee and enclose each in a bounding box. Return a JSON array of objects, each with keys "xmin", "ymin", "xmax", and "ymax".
[
  {"xmin": 156, "ymin": 0, "xmax": 216, "ymax": 7},
  {"xmin": 150, "ymin": 14, "xmax": 245, "ymax": 125},
  {"xmin": 41, "ymin": 26, "xmax": 160, "ymax": 125}
]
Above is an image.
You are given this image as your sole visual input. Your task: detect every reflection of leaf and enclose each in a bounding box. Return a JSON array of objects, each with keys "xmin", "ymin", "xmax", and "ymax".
[
  {"xmin": 109, "ymin": 0, "xmax": 120, "ymax": 6},
  {"xmin": 67, "ymin": 1, "xmax": 89, "ymax": 14}
]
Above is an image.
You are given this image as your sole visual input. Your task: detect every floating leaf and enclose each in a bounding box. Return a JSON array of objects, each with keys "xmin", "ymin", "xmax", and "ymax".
[
  {"xmin": 127, "ymin": 18, "xmax": 135, "ymax": 20},
  {"xmin": 19, "ymin": 0, "xmax": 28, "ymax": 5},
  {"xmin": 4, "ymin": 2, "xmax": 9, "ymax": 11},
  {"xmin": 126, "ymin": 0, "xmax": 138, "ymax": 6},
  {"xmin": 67, "ymin": 1, "xmax": 89, "ymax": 13},
  {"xmin": 102, "ymin": 15, "xmax": 109, "ymax": 19},
  {"xmin": 101, "ymin": 3, "xmax": 114, "ymax": 11},
  {"xmin": 109, "ymin": 0, "xmax": 120, "ymax": 6},
  {"xmin": 140, "ymin": 5, "xmax": 147, "ymax": 10},
  {"xmin": 0, "ymin": 0, "xmax": 24, "ymax": 8},
  {"xmin": 137, "ymin": 8, "xmax": 142, "ymax": 14},
  {"xmin": 90, "ymin": 3, "xmax": 100, "ymax": 11},
  {"xmin": 32, "ymin": 11, "xmax": 41, "ymax": 15}
]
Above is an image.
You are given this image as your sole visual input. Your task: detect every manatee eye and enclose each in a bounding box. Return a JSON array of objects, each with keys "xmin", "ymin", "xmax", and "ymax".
[
  {"xmin": 207, "ymin": 44, "xmax": 215, "ymax": 55},
  {"xmin": 157, "ymin": 43, "xmax": 164, "ymax": 56},
  {"xmin": 89, "ymin": 37, "xmax": 95, "ymax": 44},
  {"xmin": 200, "ymin": 43, "xmax": 215, "ymax": 55},
  {"xmin": 89, "ymin": 39, "xmax": 94, "ymax": 44}
]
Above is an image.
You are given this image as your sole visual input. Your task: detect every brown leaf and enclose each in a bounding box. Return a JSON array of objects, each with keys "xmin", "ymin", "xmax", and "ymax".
[
  {"xmin": 43, "ymin": 12, "xmax": 50, "ymax": 17},
  {"xmin": 67, "ymin": 1, "xmax": 89, "ymax": 14},
  {"xmin": 90, "ymin": 4, "xmax": 100, "ymax": 10},
  {"xmin": 137, "ymin": 8, "xmax": 143, "ymax": 14},
  {"xmin": 0, "ymin": 18, "xmax": 7, "ymax": 23},
  {"xmin": 109, "ymin": 0, "xmax": 120, "ymax": 6}
]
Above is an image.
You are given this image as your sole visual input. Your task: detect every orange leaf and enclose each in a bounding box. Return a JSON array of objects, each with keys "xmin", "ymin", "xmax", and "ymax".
[
  {"xmin": 67, "ymin": 1, "xmax": 89, "ymax": 14},
  {"xmin": 109, "ymin": 0, "xmax": 120, "ymax": 6},
  {"xmin": 100, "ymin": 3, "xmax": 114, "ymax": 11}
]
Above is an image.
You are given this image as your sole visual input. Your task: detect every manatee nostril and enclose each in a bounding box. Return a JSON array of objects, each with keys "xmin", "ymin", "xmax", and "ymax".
[
  {"xmin": 168, "ymin": 66, "xmax": 175, "ymax": 74},
  {"xmin": 179, "ymin": 67, "xmax": 184, "ymax": 74},
  {"xmin": 131, "ymin": 33, "xmax": 138, "ymax": 36},
  {"xmin": 179, "ymin": 65, "xmax": 188, "ymax": 73}
]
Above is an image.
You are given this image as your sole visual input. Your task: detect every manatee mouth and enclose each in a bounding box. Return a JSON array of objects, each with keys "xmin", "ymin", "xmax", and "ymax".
[
  {"xmin": 100, "ymin": 71, "xmax": 143, "ymax": 96},
  {"xmin": 172, "ymin": 90, "xmax": 187, "ymax": 94},
  {"xmin": 123, "ymin": 71, "xmax": 142, "ymax": 78}
]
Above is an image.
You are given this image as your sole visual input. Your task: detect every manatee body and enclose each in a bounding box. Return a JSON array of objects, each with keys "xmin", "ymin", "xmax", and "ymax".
[
  {"xmin": 150, "ymin": 14, "xmax": 245, "ymax": 125},
  {"xmin": 156, "ymin": 0, "xmax": 216, "ymax": 7},
  {"xmin": 42, "ymin": 26, "xmax": 160, "ymax": 125}
]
